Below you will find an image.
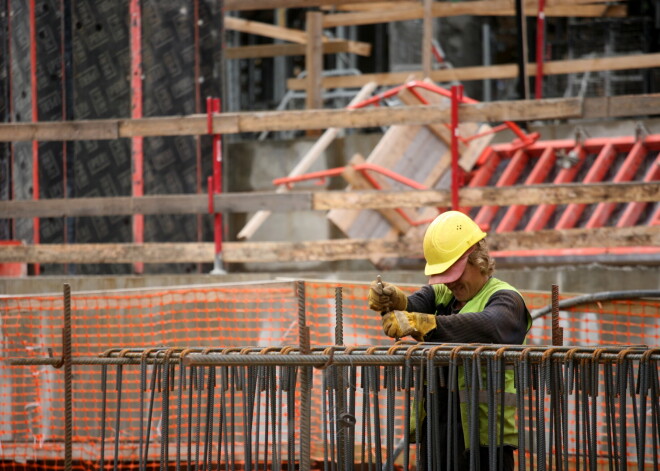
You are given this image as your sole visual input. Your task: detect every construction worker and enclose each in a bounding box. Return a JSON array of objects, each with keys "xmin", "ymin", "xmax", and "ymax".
[{"xmin": 368, "ymin": 210, "xmax": 532, "ymax": 471}]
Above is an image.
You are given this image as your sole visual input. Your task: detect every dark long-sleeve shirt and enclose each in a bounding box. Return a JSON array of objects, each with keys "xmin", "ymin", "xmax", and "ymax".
[{"xmin": 405, "ymin": 282, "xmax": 529, "ymax": 344}]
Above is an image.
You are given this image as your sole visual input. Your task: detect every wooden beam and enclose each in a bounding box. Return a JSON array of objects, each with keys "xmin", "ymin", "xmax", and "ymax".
[
  {"xmin": 224, "ymin": 0, "xmax": 402, "ymax": 11},
  {"xmin": 329, "ymin": 0, "xmax": 623, "ymax": 13},
  {"xmin": 223, "ymin": 226, "xmax": 659, "ymax": 262},
  {"xmin": 305, "ymin": 11, "xmax": 324, "ymax": 110},
  {"xmin": 396, "ymin": 85, "xmax": 455, "ymax": 147},
  {"xmin": 0, "ymin": 243, "xmax": 215, "ymax": 264},
  {"xmin": 0, "ymin": 119, "xmax": 121, "ymax": 141},
  {"xmin": 236, "ymin": 82, "xmax": 378, "ymax": 240},
  {"xmin": 3, "ymin": 94, "xmax": 660, "ymax": 142},
  {"xmin": 233, "ymin": 97, "xmax": 582, "ymax": 131},
  {"xmin": 2, "ymin": 182, "xmax": 657, "ymax": 218},
  {"xmin": 322, "ymin": 1, "xmax": 626, "ymax": 27},
  {"xmin": 341, "ymin": 154, "xmax": 412, "ymax": 234},
  {"xmin": 481, "ymin": 4, "xmax": 626, "ymax": 17},
  {"xmin": 224, "ymin": 16, "xmax": 329, "ymax": 45},
  {"xmin": 326, "ymin": 2, "xmax": 417, "ymax": 12},
  {"xmin": 422, "ymin": 0, "xmax": 433, "ymax": 79},
  {"xmin": 225, "ymin": 40, "xmax": 372, "ymax": 59},
  {"xmin": 0, "ymin": 224, "xmax": 654, "ymax": 264},
  {"xmin": 287, "ymin": 53, "xmax": 660, "ymax": 89},
  {"xmin": 313, "ymin": 181, "xmax": 660, "ymax": 209},
  {"xmin": 0, "ymin": 193, "xmax": 311, "ymax": 218}
]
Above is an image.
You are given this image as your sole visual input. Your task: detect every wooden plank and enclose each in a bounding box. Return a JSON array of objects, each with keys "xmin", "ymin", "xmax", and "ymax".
[
  {"xmin": 226, "ymin": 40, "xmax": 372, "ymax": 59},
  {"xmin": 330, "ymin": 121, "xmax": 450, "ymax": 268},
  {"xmin": 0, "ymin": 223, "xmax": 655, "ymax": 264},
  {"xmin": 235, "ymin": 98, "xmax": 582, "ymax": 131},
  {"xmin": 314, "ymin": 181, "xmax": 660, "ymax": 210},
  {"xmin": 340, "ymin": 155, "xmax": 412, "ymax": 234},
  {"xmin": 0, "ymin": 195, "xmax": 207, "ymax": 218},
  {"xmin": 118, "ymin": 115, "xmax": 231, "ymax": 137},
  {"xmin": 0, "ymin": 243, "xmax": 215, "ymax": 264},
  {"xmin": 221, "ymin": 226, "xmax": 659, "ymax": 263},
  {"xmin": 540, "ymin": 53, "xmax": 660, "ymax": 76},
  {"xmin": 330, "ymin": 0, "xmax": 622, "ymax": 12},
  {"xmin": 5, "ymin": 94, "xmax": 660, "ymax": 143},
  {"xmin": 236, "ymin": 82, "xmax": 378, "ymax": 240},
  {"xmin": 396, "ymin": 79, "xmax": 495, "ymax": 171},
  {"xmin": 583, "ymin": 94, "xmax": 660, "ymax": 119},
  {"xmin": 327, "ymin": 2, "xmax": 416, "ymax": 12},
  {"xmin": 397, "ymin": 88, "xmax": 450, "ymax": 145},
  {"xmin": 0, "ymin": 181, "xmax": 653, "ymax": 219},
  {"xmin": 327, "ymin": 125, "xmax": 423, "ymax": 235},
  {"xmin": 224, "ymin": 0, "xmax": 402, "ymax": 11},
  {"xmin": 287, "ymin": 53, "xmax": 660, "ymax": 89},
  {"xmin": 0, "ymin": 192, "xmax": 313, "ymax": 218},
  {"xmin": 0, "ymin": 120, "xmax": 120, "ymax": 141},
  {"xmin": 422, "ymin": 0, "xmax": 433, "ymax": 79},
  {"xmin": 397, "ymin": 85, "xmax": 463, "ymax": 149},
  {"xmin": 305, "ymin": 11, "xmax": 324, "ymax": 110},
  {"xmin": 224, "ymin": 16, "xmax": 329, "ymax": 45},
  {"xmin": 482, "ymin": 4, "xmax": 626, "ymax": 17},
  {"xmin": 322, "ymin": 1, "xmax": 625, "ymax": 27}
]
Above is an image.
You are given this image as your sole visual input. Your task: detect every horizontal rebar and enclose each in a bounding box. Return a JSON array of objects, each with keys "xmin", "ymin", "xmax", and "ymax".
[
  {"xmin": 10, "ymin": 344, "xmax": 658, "ymax": 367},
  {"xmin": 6, "ymin": 342, "xmax": 660, "ymax": 471}
]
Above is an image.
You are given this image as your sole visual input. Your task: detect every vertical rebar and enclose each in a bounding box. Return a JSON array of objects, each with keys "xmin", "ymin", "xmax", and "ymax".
[
  {"xmin": 113, "ymin": 365, "xmax": 123, "ymax": 471},
  {"xmin": 335, "ymin": 286, "xmax": 343, "ymax": 346},
  {"xmin": 552, "ymin": 284, "xmax": 563, "ymax": 346},
  {"xmin": 62, "ymin": 284, "xmax": 73, "ymax": 471},
  {"xmin": 334, "ymin": 286, "xmax": 346, "ymax": 470},
  {"xmin": 297, "ymin": 281, "xmax": 312, "ymax": 471},
  {"xmin": 99, "ymin": 365, "xmax": 108, "ymax": 471},
  {"xmin": 160, "ymin": 354, "xmax": 170, "ymax": 471}
]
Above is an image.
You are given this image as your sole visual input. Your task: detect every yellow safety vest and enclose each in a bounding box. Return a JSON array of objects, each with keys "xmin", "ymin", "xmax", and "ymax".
[{"xmin": 431, "ymin": 277, "xmax": 532, "ymax": 449}]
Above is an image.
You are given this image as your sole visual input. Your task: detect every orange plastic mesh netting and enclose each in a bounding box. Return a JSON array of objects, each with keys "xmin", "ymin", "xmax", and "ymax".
[{"xmin": 1, "ymin": 280, "xmax": 658, "ymax": 469}]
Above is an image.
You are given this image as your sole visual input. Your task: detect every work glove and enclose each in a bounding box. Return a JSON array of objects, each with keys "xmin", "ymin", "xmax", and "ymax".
[
  {"xmin": 368, "ymin": 279, "xmax": 407, "ymax": 312},
  {"xmin": 381, "ymin": 311, "xmax": 437, "ymax": 341}
]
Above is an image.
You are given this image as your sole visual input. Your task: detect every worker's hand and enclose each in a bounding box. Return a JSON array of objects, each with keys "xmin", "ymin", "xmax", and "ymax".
[
  {"xmin": 381, "ymin": 311, "xmax": 437, "ymax": 341},
  {"xmin": 368, "ymin": 279, "xmax": 407, "ymax": 312}
]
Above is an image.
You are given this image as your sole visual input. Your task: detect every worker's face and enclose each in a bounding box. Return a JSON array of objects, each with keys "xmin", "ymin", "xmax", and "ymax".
[{"xmin": 444, "ymin": 261, "xmax": 489, "ymax": 302}]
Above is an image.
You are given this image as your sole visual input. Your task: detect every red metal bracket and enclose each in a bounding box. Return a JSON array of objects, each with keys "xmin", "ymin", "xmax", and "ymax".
[
  {"xmin": 450, "ymin": 85, "xmax": 464, "ymax": 210},
  {"xmin": 273, "ymin": 162, "xmax": 441, "ymax": 227},
  {"xmin": 349, "ymin": 80, "xmax": 539, "ymax": 149}
]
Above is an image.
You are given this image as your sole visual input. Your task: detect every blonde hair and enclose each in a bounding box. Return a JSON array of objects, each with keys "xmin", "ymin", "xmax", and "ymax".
[{"xmin": 468, "ymin": 239, "xmax": 495, "ymax": 277}]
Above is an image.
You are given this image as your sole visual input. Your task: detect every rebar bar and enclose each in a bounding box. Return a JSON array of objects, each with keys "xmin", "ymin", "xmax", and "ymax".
[
  {"xmin": 297, "ymin": 280, "xmax": 312, "ymax": 471},
  {"xmin": 9, "ymin": 343, "xmax": 660, "ymax": 470},
  {"xmin": 62, "ymin": 283, "xmax": 73, "ymax": 471}
]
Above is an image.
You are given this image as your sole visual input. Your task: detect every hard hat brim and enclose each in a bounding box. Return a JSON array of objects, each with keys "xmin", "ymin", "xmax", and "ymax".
[{"xmin": 427, "ymin": 246, "xmax": 474, "ymax": 285}]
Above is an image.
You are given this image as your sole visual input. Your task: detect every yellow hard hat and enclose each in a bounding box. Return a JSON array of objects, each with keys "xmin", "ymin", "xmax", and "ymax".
[{"xmin": 423, "ymin": 211, "xmax": 487, "ymax": 277}]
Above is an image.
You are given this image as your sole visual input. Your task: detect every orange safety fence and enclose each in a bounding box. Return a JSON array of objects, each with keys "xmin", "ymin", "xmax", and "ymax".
[{"xmin": 1, "ymin": 280, "xmax": 659, "ymax": 470}]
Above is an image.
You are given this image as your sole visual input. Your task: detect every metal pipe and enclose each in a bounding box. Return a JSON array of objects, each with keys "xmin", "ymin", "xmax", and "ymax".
[{"xmin": 532, "ymin": 289, "xmax": 660, "ymax": 320}]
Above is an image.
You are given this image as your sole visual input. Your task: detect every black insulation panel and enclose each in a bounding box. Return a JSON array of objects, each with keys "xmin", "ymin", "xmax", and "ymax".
[{"xmin": 3, "ymin": 0, "xmax": 223, "ymax": 274}]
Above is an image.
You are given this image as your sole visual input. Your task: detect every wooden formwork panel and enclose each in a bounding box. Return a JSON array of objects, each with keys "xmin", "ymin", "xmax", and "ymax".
[{"xmin": 327, "ymin": 84, "xmax": 494, "ymax": 268}]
